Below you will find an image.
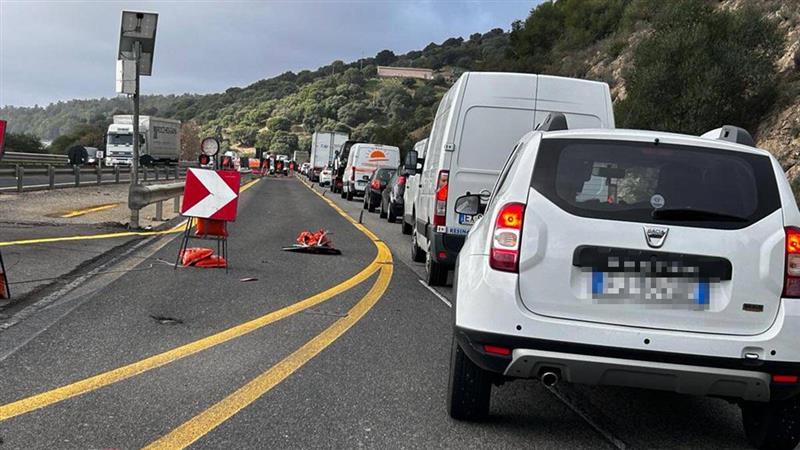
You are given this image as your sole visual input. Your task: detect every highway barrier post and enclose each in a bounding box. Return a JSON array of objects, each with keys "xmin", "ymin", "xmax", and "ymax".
[
  {"xmin": 15, "ymin": 165, "xmax": 23, "ymax": 193},
  {"xmin": 96, "ymin": 165, "xmax": 102, "ymax": 185},
  {"xmin": 115, "ymin": 165, "xmax": 120, "ymax": 183},
  {"xmin": 48, "ymin": 165, "xmax": 55, "ymax": 189},
  {"xmin": 73, "ymin": 165, "xmax": 80, "ymax": 187}
]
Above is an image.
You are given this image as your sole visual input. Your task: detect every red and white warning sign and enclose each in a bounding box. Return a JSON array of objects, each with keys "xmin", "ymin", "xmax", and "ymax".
[
  {"xmin": 180, "ymin": 168, "xmax": 241, "ymax": 221},
  {"xmin": 0, "ymin": 119, "xmax": 7, "ymax": 162}
]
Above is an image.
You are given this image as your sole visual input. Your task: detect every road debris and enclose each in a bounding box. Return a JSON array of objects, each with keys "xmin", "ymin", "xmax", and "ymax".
[{"xmin": 282, "ymin": 229, "xmax": 342, "ymax": 255}]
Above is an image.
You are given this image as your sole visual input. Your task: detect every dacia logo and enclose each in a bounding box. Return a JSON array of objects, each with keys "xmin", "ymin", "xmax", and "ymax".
[{"xmin": 643, "ymin": 226, "xmax": 669, "ymax": 248}]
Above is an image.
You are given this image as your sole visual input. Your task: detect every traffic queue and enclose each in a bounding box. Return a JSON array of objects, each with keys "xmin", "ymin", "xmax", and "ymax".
[{"xmin": 299, "ymin": 71, "xmax": 800, "ymax": 450}]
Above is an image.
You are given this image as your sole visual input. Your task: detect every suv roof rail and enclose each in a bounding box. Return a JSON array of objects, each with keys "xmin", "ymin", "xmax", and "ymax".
[
  {"xmin": 536, "ymin": 112, "xmax": 568, "ymax": 132},
  {"xmin": 701, "ymin": 125, "xmax": 755, "ymax": 147}
]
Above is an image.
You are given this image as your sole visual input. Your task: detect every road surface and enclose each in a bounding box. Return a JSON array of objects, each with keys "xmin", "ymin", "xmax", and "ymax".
[{"xmin": 0, "ymin": 176, "xmax": 753, "ymax": 449}]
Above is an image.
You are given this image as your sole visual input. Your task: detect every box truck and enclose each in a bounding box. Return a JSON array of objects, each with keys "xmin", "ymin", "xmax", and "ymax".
[
  {"xmin": 105, "ymin": 115, "xmax": 181, "ymax": 166},
  {"xmin": 309, "ymin": 131, "xmax": 348, "ymax": 181}
]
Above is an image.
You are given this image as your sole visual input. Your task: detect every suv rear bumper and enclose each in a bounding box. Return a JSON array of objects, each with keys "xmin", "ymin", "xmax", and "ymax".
[
  {"xmin": 455, "ymin": 326, "xmax": 800, "ymax": 402},
  {"xmin": 427, "ymin": 231, "xmax": 465, "ymax": 267}
]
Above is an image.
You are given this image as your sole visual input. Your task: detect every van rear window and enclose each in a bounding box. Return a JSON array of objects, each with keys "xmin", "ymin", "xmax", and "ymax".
[
  {"xmin": 531, "ymin": 139, "xmax": 780, "ymax": 230},
  {"xmin": 457, "ymin": 107, "xmax": 535, "ymax": 171}
]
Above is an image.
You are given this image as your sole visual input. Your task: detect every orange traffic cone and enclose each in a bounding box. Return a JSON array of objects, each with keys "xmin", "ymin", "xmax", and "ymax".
[
  {"xmin": 181, "ymin": 247, "xmax": 214, "ymax": 266},
  {"xmin": 195, "ymin": 255, "xmax": 228, "ymax": 268}
]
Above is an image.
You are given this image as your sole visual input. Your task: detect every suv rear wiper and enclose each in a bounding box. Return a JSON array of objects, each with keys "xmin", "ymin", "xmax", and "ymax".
[{"xmin": 651, "ymin": 208, "xmax": 748, "ymax": 222}]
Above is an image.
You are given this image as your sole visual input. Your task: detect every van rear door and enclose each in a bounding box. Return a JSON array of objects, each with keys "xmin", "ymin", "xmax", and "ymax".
[
  {"xmin": 518, "ymin": 137, "xmax": 784, "ymax": 335},
  {"xmin": 448, "ymin": 73, "xmax": 538, "ymax": 236}
]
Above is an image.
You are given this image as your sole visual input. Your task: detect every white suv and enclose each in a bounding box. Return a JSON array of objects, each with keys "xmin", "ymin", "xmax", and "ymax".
[{"xmin": 449, "ymin": 118, "xmax": 800, "ymax": 449}]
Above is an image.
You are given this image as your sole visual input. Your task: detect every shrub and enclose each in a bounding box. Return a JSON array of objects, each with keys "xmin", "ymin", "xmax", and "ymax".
[{"xmin": 616, "ymin": 1, "xmax": 783, "ymax": 135}]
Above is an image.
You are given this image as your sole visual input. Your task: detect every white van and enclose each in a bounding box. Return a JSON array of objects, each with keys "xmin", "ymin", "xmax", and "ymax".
[
  {"xmin": 343, "ymin": 143, "xmax": 401, "ymax": 200},
  {"xmin": 410, "ymin": 72, "xmax": 615, "ymax": 285},
  {"xmin": 402, "ymin": 138, "xmax": 428, "ymax": 235}
]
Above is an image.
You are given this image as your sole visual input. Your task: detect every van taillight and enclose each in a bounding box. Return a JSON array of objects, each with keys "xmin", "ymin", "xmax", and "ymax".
[
  {"xmin": 784, "ymin": 227, "xmax": 800, "ymax": 298},
  {"xmin": 351, "ymin": 167, "xmax": 355, "ymax": 181},
  {"xmin": 434, "ymin": 170, "xmax": 449, "ymax": 227},
  {"xmin": 398, "ymin": 176, "xmax": 406, "ymax": 186},
  {"xmin": 490, "ymin": 203, "xmax": 525, "ymax": 273}
]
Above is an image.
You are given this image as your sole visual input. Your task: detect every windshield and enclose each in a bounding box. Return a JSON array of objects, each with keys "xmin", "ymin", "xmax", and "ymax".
[
  {"xmin": 108, "ymin": 133, "xmax": 144, "ymax": 146},
  {"xmin": 532, "ymin": 139, "xmax": 780, "ymax": 229}
]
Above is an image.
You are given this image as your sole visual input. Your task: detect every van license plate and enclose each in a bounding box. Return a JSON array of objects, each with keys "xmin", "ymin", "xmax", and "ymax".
[
  {"xmin": 458, "ymin": 214, "xmax": 477, "ymax": 225},
  {"xmin": 591, "ymin": 272, "xmax": 709, "ymax": 309}
]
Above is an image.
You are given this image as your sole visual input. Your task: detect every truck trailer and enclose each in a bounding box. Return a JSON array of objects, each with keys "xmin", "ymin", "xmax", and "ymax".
[{"xmin": 308, "ymin": 131, "xmax": 348, "ymax": 181}]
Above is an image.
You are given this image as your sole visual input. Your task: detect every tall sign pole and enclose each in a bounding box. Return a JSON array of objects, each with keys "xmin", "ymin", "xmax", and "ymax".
[
  {"xmin": 117, "ymin": 10, "xmax": 158, "ymax": 229},
  {"xmin": 130, "ymin": 41, "xmax": 141, "ymax": 227}
]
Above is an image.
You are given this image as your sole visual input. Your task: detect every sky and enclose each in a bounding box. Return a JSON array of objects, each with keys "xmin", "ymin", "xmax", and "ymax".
[{"xmin": 0, "ymin": 0, "xmax": 540, "ymax": 107}]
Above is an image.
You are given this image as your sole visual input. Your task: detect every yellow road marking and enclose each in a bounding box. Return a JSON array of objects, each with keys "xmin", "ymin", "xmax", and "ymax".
[
  {"xmin": 60, "ymin": 203, "xmax": 120, "ymax": 218},
  {"xmin": 0, "ymin": 177, "xmax": 261, "ymax": 248},
  {"xmin": 0, "ymin": 174, "xmax": 388, "ymax": 422},
  {"xmin": 143, "ymin": 177, "xmax": 393, "ymax": 449},
  {"xmin": 0, "ymin": 249, "xmax": 384, "ymax": 422},
  {"xmin": 144, "ymin": 261, "xmax": 392, "ymax": 450}
]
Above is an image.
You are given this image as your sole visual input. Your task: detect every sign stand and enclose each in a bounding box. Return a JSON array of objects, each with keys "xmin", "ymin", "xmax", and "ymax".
[{"xmin": 174, "ymin": 217, "xmax": 229, "ymax": 272}]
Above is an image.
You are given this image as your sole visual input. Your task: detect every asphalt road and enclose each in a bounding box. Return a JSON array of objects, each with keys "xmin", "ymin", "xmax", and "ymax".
[{"xmin": 0, "ymin": 176, "xmax": 755, "ymax": 449}]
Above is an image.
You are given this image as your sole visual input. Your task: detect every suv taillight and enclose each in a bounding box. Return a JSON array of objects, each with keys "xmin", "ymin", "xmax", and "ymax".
[
  {"xmin": 784, "ymin": 227, "xmax": 800, "ymax": 297},
  {"xmin": 490, "ymin": 203, "xmax": 525, "ymax": 273},
  {"xmin": 371, "ymin": 179, "xmax": 380, "ymax": 189},
  {"xmin": 434, "ymin": 170, "xmax": 449, "ymax": 227}
]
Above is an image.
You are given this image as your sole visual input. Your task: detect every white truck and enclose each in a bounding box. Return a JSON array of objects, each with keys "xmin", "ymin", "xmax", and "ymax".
[
  {"xmin": 105, "ymin": 115, "xmax": 181, "ymax": 166},
  {"xmin": 309, "ymin": 131, "xmax": 348, "ymax": 181}
]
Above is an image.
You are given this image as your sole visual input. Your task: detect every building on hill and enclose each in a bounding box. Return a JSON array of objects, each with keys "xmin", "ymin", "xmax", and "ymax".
[{"xmin": 377, "ymin": 66, "xmax": 434, "ymax": 80}]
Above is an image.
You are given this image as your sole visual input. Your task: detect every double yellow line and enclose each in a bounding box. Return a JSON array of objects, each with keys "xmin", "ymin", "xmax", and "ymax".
[{"xmin": 0, "ymin": 176, "xmax": 393, "ymax": 449}]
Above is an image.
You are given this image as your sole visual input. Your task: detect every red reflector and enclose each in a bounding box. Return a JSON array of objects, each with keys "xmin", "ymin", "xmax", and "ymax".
[
  {"xmin": 773, "ymin": 375, "xmax": 798, "ymax": 383},
  {"xmin": 398, "ymin": 176, "xmax": 406, "ymax": 185},
  {"xmin": 438, "ymin": 251, "xmax": 447, "ymax": 259},
  {"xmin": 483, "ymin": 345, "xmax": 511, "ymax": 356}
]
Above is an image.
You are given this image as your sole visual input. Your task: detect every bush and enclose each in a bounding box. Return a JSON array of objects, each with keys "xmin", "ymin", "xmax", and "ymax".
[
  {"xmin": 616, "ymin": 1, "xmax": 783, "ymax": 135},
  {"xmin": 266, "ymin": 116, "xmax": 291, "ymax": 131},
  {"xmin": 5, "ymin": 132, "xmax": 46, "ymax": 153}
]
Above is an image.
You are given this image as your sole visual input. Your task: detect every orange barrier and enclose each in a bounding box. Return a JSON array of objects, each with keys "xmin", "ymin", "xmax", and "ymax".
[
  {"xmin": 195, "ymin": 219, "xmax": 228, "ymax": 237},
  {"xmin": 195, "ymin": 255, "xmax": 228, "ymax": 268},
  {"xmin": 181, "ymin": 248, "xmax": 214, "ymax": 266}
]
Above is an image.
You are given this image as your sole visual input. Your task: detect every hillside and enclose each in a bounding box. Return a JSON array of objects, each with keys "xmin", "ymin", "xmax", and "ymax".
[{"xmin": 2, "ymin": 0, "xmax": 798, "ymax": 179}]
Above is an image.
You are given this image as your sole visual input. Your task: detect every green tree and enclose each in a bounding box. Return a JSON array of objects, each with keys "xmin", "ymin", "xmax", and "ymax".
[
  {"xmin": 266, "ymin": 116, "xmax": 291, "ymax": 131},
  {"xmin": 616, "ymin": 1, "xmax": 783, "ymax": 134},
  {"xmin": 4, "ymin": 132, "xmax": 46, "ymax": 153}
]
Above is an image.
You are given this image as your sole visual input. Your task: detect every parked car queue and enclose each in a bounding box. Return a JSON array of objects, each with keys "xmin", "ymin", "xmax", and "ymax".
[{"xmin": 299, "ymin": 71, "xmax": 800, "ymax": 450}]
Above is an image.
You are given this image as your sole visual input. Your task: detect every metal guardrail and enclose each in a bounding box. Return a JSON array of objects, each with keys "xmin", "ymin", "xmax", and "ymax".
[
  {"xmin": 0, "ymin": 164, "xmax": 186, "ymax": 193},
  {"xmin": 129, "ymin": 181, "xmax": 185, "ymax": 224},
  {"xmin": 0, "ymin": 152, "xmax": 69, "ymax": 166}
]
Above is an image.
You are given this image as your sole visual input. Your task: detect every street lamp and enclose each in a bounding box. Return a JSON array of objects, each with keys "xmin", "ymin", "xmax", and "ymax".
[{"xmin": 117, "ymin": 10, "xmax": 158, "ymax": 229}]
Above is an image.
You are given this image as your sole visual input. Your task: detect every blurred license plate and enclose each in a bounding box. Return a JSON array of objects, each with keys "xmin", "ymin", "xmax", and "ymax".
[
  {"xmin": 458, "ymin": 214, "xmax": 476, "ymax": 225},
  {"xmin": 591, "ymin": 272, "xmax": 709, "ymax": 309}
]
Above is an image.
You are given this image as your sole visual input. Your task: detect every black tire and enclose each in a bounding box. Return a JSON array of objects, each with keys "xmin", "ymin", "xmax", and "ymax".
[
  {"xmin": 741, "ymin": 396, "xmax": 800, "ymax": 449},
  {"xmin": 402, "ymin": 219, "xmax": 412, "ymax": 235},
  {"xmin": 346, "ymin": 188, "xmax": 353, "ymax": 201},
  {"xmin": 411, "ymin": 227, "xmax": 426, "ymax": 263},
  {"xmin": 387, "ymin": 203, "xmax": 397, "ymax": 223},
  {"xmin": 340, "ymin": 188, "xmax": 346, "ymax": 199},
  {"xmin": 447, "ymin": 336, "xmax": 491, "ymax": 421},
  {"xmin": 363, "ymin": 195, "xmax": 368, "ymax": 210},
  {"xmin": 426, "ymin": 241, "xmax": 449, "ymax": 286},
  {"xmin": 368, "ymin": 196, "xmax": 376, "ymax": 213},
  {"xmin": 379, "ymin": 198, "xmax": 388, "ymax": 218}
]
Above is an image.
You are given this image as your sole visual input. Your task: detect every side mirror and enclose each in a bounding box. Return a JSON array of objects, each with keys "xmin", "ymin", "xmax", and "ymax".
[
  {"xmin": 454, "ymin": 194, "xmax": 482, "ymax": 216},
  {"xmin": 404, "ymin": 150, "xmax": 418, "ymax": 171}
]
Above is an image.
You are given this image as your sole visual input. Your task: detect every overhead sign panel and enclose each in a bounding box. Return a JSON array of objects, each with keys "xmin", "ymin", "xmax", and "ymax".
[{"xmin": 181, "ymin": 168, "xmax": 240, "ymax": 221}]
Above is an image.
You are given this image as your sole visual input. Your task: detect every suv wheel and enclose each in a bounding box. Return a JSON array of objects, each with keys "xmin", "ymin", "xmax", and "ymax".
[
  {"xmin": 447, "ymin": 336, "xmax": 491, "ymax": 421},
  {"xmin": 367, "ymin": 195, "xmax": 376, "ymax": 213},
  {"xmin": 425, "ymin": 241, "xmax": 448, "ymax": 286},
  {"xmin": 741, "ymin": 396, "xmax": 800, "ymax": 449},
  {"xmin": 411, "ymin": 227, "xmax": 425, "ymax": 263}
]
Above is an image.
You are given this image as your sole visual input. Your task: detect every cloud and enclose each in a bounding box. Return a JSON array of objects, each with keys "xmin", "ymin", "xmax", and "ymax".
[{"xmin": 0, "ymin": 0, "xmax": 537, "ymax": 106}]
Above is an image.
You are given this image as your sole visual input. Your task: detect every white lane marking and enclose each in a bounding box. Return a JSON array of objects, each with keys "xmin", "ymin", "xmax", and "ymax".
[{"xmin": 418, "ymin": 280, "xmax": 452, "ymax": 308}]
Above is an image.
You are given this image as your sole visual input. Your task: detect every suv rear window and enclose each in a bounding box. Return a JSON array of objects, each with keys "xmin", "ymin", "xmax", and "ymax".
[{"xmin": 531, "ymin": 139, "xmax": 780, "ymax": 230}]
